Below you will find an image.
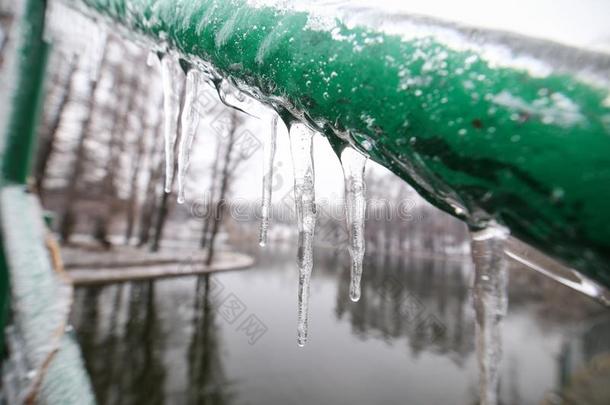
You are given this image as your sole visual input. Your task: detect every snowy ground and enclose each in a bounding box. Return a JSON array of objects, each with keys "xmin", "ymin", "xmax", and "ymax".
[{"xmin": 61, "ymin": 239, "xmax": 254, "ymax": 285}]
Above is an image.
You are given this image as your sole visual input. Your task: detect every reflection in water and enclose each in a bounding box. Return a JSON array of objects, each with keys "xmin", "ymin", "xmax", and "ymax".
[
  {"xmin": 72, "ymin": 247, "xmax": 610, "ymax": 405},
  {"xmin": 550, "ymin": 317, "xmax": 610, "ymax": 404},
  {"xmin": 187, "ymin": 275, "xmax": 233, "ymax": 405},
  {"xmin": 333, "ymin": 252, "xmax": 473, "ymax": 361},
  {"xmin": 75, "ymin": 282, "xmax": 166, "ymax": 404}
]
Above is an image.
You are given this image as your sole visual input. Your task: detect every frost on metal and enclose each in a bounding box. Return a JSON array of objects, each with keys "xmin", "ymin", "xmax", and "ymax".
[{"xmin": 0, "ymin": 187, "xmax": 94, "ymax": 405}]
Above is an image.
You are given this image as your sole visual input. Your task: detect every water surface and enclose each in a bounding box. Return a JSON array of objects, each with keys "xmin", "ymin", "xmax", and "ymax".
[{"xmin": 71, "ymin": 246, "xmax": 610, "ymax": 405}]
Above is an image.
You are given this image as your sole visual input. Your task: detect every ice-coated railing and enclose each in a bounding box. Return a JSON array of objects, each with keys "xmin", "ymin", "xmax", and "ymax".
[
  {"xmin": 1, "ymin": 3, "xmax": 608, "ymax": 403},
  {"xmin": 56, "ymin": 0, "xmax": 610, "ymax": 291}
]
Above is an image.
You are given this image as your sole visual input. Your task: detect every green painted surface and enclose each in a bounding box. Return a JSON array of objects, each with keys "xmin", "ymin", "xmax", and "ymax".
[
  {"xmin": 1, "ymin": 0, "xmax": 49, "ymax": 183},
  {"xmin": 1, "ymin": 186, "xmax": 96, "ymax": 404},
  {"xmin": 0, "ymin": 234, "xmax": 8, "ymax": 354},
  {"xmin": 71, "ymin": 0, "xmax": 610, "ymax": 286},
  {"xmin": 0, "ymin": 0, "xmax": 49, "ymax": 354}
]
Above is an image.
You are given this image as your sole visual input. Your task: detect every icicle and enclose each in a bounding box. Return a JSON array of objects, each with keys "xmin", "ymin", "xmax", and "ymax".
[
  {"xmin": 340, "ymin": 148, "xmax": 368, "ymax": 302},
  {"xmin": 289, "ymin": 123, "xmax": 317, "ymax": 347},
  {"xmin": 160, "ymin": 55, "xmax": 185, "ymax": 193},
  {"xmin": 471, "ymin": 224, "xmax": 509, "ymax": 405},
  {"xmin": 258, "ymin": 113, "xmax": 279, "ymax": 246},
  {"xmin": 177, "ymin": 69, "xmax": 205, "ymax": 203}
]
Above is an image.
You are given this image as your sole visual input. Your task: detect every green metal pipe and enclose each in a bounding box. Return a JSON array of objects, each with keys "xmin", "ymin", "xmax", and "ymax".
[
  {"xmin": 1, "ymin": 0, "xmax": 49, "ymax": 184},
  {"xmin": 0, "ymin": 0, "xmax": 49, "ymax": 353},
  {"xmin": 68, "ymin": 0, "xmax": 610, "ymax": 287},
  {"xmin": 1, "ymin": 186, "xmax": 95, "ymax": 404}
]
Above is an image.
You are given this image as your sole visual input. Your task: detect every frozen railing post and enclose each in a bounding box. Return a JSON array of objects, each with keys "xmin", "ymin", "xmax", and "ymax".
[
  {"xmin": 0, "ymin": 0, "xmax": 96, "ymax": 403},
  {"xmin": 0, "ymin": 0, "xmax": 50, "ymax": 354}
]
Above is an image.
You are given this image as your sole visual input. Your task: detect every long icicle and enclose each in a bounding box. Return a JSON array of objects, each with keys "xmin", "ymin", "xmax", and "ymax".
[
  {"xmin": 177, "ymin": 69, "xmax": 205, "ymax": 203},
  {"xmin": 340, "ymin": 147, "xmax": 368, "ymax": 302},
  {"xmin": 160, "ymin": 55, "xmax": 184, "ymax": 193},
  {"xmin": 258, "ymin": 113, "xmax": 279, "ymax": 246},
  {"xmin": 471, "ymin": 224, "xmax": 509, "ymax": 405},
  {"xmin": 289, "ymin": 123, "xmax": 317, "ymax": 347}
]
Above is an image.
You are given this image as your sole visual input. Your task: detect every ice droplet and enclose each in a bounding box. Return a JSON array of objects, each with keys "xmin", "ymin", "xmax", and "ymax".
[
  {"xmin": 340, "ymin": 148, "xmax": 368, "ymax": 302},
  {"xmin": 471, "ymin": 223, "xmax": 509, "ymax": 405},
  {"xmin": 147, "ymin": 51, "xmax": 160, "ymax": 68},
  {"xmin": 160, "ymin": 55, "xmax": 185, "ymax": 193},
  {"xmin": 289, "ymin": 123, "xmax": 317, "ymax": 347},
  {"xmin": 177, "ymin": 69, "xmax": 205, "ymax": 203},
  {"xmin": 259, "ymin": 113, "xmax": 279, "ymax": 246}
]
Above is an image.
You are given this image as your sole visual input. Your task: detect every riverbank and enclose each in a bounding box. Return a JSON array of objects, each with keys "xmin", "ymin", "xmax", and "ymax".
[{"xmin": 61, "ymin": 243, "xmax": 255, "ymax": 285}]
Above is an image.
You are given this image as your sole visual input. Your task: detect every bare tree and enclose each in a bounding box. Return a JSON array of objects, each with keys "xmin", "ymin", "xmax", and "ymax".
[
  {"xmin": 149, "ymin": 182, "xmax": 174, "ymax": 252},
  {"xmin": 136, "ymin": 120, "xmax": 164, "ymax": 247},
  {"xmin": 34, "ymin": 57, "xmax": 77, "ymax": 198},
  {"xmin": 200, "ymin": 140, "xmax": 223, "ymax": 249},
  {"xmin": 93, "ymin": 67, "xmax": 134, "ymax": 249},
  {"xmin": 204, "ymin": 110, "xmax": 244, "ymax": 266},
  {"xmin": 123, "ymin": 77, "xmax": 148, "ymax": 244},
  {"xmin": 58, "ymin": 47, "xmax": 108, "ymax": 243},
  {"xmin": 149, "ymin": 76, "xmax": 186, "ymax": 252}
]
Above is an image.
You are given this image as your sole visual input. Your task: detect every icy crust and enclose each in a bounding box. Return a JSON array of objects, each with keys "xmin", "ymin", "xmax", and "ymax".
[{"xmin": 0, "ymin": 187, "xmax": 95, "ymax": 404}]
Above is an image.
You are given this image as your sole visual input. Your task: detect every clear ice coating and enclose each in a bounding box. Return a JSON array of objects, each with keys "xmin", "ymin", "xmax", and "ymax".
[
  {"xmin": 177, "ymin": 69, "xmax": 205, "ymax": 204},
  {"xmin": 340, "ymin": 147, "xmax": 368, "ymax": 302},
  {"xmin": 258, "ymin": 113, "xmax": 279, "ymax": 246},
  {"xmin": 214, "ymin": 79, "xmax": 261, "ymax": 118},
  {"xmin": 160, "ymin": 55, "xmax": 185, "ymax": 193},
  {"xmin": 471, "ymin": 224, "xmax": 509, "ymax": 405},
  {"xmin": 147, "ymin": 51, "xmax": 160, "ymax": 68},
  {"xmin": 289, "ymin": 123, "xmax": 317, "ymax": 347}
]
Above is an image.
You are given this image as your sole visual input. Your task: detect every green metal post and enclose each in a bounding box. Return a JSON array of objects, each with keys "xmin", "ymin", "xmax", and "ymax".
[
  {"xmin": 0, "ymin": 0, "xmax": 50, "ymax": 350},
  {"xmin": 1, "ymin": 0, "xmax": 50, "ymax": 183}
]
